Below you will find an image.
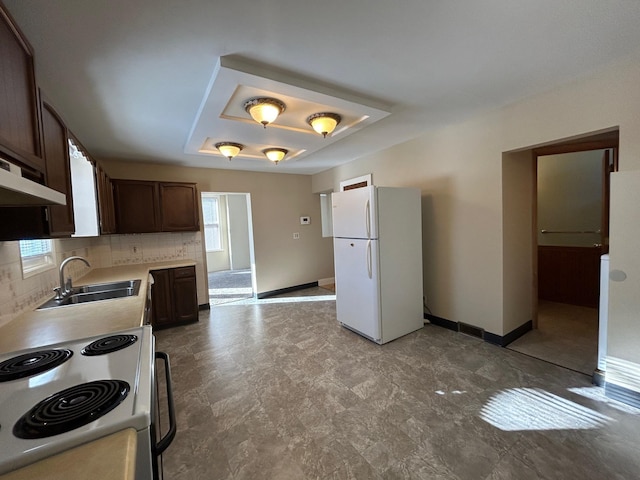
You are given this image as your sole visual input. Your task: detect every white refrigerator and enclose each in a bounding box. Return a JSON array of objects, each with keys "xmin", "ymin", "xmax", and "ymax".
[{"xmin": 332, "ymin": 186, "xmax": 424, "ymax": 344}]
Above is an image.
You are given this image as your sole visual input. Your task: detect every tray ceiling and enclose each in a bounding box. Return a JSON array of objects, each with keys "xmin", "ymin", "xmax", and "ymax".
[{"xmin": 185, "ymin": 57, "xmax": 390, "ymax": 167}]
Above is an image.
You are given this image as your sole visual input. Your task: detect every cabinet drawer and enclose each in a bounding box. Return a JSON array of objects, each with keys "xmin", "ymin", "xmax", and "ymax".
[{"xmin": 173, "ymin": 266, "xmax": 195, "ymax": 279}]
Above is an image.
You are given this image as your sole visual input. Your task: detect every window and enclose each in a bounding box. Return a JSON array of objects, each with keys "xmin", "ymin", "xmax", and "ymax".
[
  {"xmin": 19, "ymin": 239, "xmax": 55, "ymax": 278},
  {"xmin": 202, "ymin": 195, "xmax": 222, "ymax": 251}
]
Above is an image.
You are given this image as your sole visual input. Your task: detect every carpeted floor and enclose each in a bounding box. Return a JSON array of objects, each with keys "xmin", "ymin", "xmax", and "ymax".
[{"xmin": 208, "ymin": 269, "xmax": 253, "ymax": 305}]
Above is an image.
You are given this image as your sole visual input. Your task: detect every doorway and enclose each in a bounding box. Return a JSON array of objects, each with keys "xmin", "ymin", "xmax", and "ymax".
[
  {"xmin": 507, "ymin": 133, "xmax": 618, "ymax": 375},
  {"xmin": 201, "ymin": 192, "xmax": 256, "ymax": 305}
]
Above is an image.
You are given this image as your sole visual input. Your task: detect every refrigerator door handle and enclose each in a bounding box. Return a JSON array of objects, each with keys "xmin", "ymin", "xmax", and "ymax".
[
  {"xmin": 366, "ymin": 239, "xmax": 372, "ymax": 279},
  {"xmin": 365, "ymin": 200, "xmax": 371, "ymax": 239}
]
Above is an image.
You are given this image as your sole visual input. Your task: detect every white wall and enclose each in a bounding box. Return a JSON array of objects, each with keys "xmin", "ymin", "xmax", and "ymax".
[
  {"xmin": 502, "ymin": 150, "xmax": 534, "ymax": 335},
  {"xmin": 537, "ymin": 150, "xmax": 603, "ymax": 247},
  {"xmin": 227, "ymin": 194, "xmax": 251, "ymax": 270},
  {"xmin": 314, "ymin": 111, "xmax": 505, "ymax": 334},
  {"xmin": 608, "ymin": 172, "xmax": 640, "ymax": 369},
  {"xmin": 312, "ymin": 46, "xmax": 640, "ymax": 379}
]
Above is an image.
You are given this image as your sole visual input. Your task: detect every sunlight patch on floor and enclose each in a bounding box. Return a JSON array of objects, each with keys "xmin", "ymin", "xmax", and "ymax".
[
  {"xmin": 214, "ymin": 294, "xmax": 336, "ymax": 306},
  {"xmin": 208, "ymin": 287, "xmax": 253, "ymax": 295},
  {"xmin": 480, "ymin": 387, "xmax": 612, "ymax": 431}
]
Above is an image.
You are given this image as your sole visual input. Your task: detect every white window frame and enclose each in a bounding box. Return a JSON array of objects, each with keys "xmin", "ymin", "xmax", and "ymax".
[
  {"xmin": 19, "ymin": 239, "xmax": 56, "ymax": 278},
  {"xmin": 202, "ymin": 195, "xmax": 223, "ymax": 252}
]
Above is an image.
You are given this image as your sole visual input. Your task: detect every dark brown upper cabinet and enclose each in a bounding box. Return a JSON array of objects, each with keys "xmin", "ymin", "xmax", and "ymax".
[
  {"xmin": 0, "ymin": 4, "xmax": 45, "ymax": 175},
  {"xmin": 113, "ymin": 179, "xmax": 199, "ymax": 234},
  {"xmin": 0, "ymin": 99, "xmax": 75, "ymax": 240},
  {"xmin": 113, "ymin": 180, "xmax": 160, "ymax": 233},
  {"xmin": 41, "ymin": 101, "xmax": 74, "ymax": 236},
  {"xmin": 159, "ymin": 182, "xmax": 200, "ymax": 232},
  {"xmin": 95, "ymin": 162, "xmax": 116, "ymax": 234}
]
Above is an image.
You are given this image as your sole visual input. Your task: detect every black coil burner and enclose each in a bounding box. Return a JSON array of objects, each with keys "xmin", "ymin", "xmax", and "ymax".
[
  {"xmin": 0, "ymin": 349, "xmax": 73, "ymax": 382},
  {"xmin": 13, "ymin": 379, "xmax": 130, "ymax": 439},
  {"xmin": 81, "ymin": 334, "xmax": 138, "ymax": 356}
]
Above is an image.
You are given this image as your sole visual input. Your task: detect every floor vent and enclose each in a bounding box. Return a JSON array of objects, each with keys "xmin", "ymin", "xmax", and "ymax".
[{"xmin": 458, "ymin": 322, "xmax": 484, "ymax": 339}]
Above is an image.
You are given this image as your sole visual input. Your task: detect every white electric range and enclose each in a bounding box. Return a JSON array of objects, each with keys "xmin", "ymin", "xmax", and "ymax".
[{"xmin": 0, "ymin": 325, "xmax": 175, "ymax": 479}]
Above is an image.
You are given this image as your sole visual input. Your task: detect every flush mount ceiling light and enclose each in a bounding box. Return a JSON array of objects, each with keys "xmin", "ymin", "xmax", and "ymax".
[
  {"xmin": 307, "ymin": 112, "xmax": 342, "ymax": 138},
  {"xmin": 215, "ymin": 142, "xmax": 243, "ymax": 160},
  {"xmin": 243, "ymin": 97, "xmax": 286, "ymax": 128},
  {"xmin": 263, "ymin": 148, "xmax": 288, "ymax": 165}
]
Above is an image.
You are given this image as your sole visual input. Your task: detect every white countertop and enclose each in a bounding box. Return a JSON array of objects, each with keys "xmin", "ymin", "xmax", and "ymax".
[
  {"xmin": 0, "ymin": 260, "xmax": 195, "ymax": 354},
  {"xmin": 0, "ymin": 429, "xmax": 137, "ymax": 480}
]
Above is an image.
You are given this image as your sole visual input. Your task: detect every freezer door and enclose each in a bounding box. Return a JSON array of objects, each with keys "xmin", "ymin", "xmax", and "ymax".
[
  {"xmin": 331, "ymin": 186, "xmax": 377, "ymax": 239},
  {"xmin": 334, "ymin": 237, "xmax": 381, "ymax": 342}
]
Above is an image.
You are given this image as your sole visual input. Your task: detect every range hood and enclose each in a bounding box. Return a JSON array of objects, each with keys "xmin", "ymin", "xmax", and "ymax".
[{"xmin": 0, "ymin": 158, "xmax": 66, "ymax": 206}]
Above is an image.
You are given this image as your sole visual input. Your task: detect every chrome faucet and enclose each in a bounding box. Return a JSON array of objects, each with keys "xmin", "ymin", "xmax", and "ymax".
[{"xmin": 54, "ymin": 256, "xmax": 91, "ymax": 300}]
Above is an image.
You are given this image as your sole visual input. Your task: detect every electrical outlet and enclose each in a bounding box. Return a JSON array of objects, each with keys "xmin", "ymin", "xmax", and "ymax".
[
  {"xmin": 293, "ymin": 232, "xmax": 300, "ymax": 239},
  {"xmin": 300, "ymin": 216, "xmax": 310, "ymax": 225}
]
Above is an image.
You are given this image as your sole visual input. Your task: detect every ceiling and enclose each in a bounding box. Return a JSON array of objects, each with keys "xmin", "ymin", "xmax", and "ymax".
[{"xmin": 4, "ymin": 0, "xmax": 640, "ymax": 175}]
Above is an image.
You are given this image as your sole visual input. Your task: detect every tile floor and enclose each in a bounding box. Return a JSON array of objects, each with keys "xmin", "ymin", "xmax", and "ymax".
[
  {"xmin": 154, "ymin": 288, "xmax": 640, "ymax": 480},
  {"xmin": 507, "ymin": 301, "xmax": 599, "ymax": 375}
]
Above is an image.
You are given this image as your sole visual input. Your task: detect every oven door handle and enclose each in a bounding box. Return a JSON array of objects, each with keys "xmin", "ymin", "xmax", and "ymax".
[{"xmin": 155, "ymin": 351, "xmax": 177, "ymax": 455}]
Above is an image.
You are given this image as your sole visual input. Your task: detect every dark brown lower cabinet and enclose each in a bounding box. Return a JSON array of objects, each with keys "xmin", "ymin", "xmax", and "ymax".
[{"xmin": 151, "ymin": 266, "xmax": 198, "ymax": 329}]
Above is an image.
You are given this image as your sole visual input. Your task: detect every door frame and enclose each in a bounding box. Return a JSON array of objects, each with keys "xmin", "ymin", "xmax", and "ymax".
[
  {"xmin": 201, "ymin": 191, "xmax": 256, "ymax": 298},
  {"xmin": 531, "ymin": 132, "xmax": 619, "ymax": 328}
]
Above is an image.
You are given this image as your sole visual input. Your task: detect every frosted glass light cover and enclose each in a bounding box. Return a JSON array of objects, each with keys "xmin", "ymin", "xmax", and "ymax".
[
  {"xmin": 243, "ymin": 97, "xmax": 286, "ymax": 127},
  {"xmin": 307, "ymin": 112, "xmax": 341, "ymax": 137},
  {"xmin": 263, "ymin": 148, "xmax": 288, "ymax": 164},
  {"xmin": 215, "ymin": 142, "xmax": 243, "ymax": 160}
]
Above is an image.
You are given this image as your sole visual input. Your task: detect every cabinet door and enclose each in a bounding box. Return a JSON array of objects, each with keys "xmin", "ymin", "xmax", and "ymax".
[
  {"xmin": 151, "ymin": 269, "xmax": 173, "ymax": 328},
  {"xmin": 95, "ymin": 163, "xmax": 116, "ymax": 234},
  {"xmin": 0, "ymin": 206, "xmax": 47, "ymax": 240},
  {"xmin": 172, "ymin": 267, "xmax": 198, "ymax": 324},
  {"xmin": 42, "ymin": 102, "xmax": 74, "ymax": 236},
  {"xmin": 113, "ymin": 180, "xmax": 159, "ymax": 233},
  {"xmin": 0, "ymin": 5, "xmax": 45, "ymax": 173},
  {"xmin": 159, "ymin": 183, "xmax": 199, "ymax": 232}
]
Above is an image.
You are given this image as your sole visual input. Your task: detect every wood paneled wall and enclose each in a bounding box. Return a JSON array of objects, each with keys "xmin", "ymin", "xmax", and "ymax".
[{"xmin": 538, "ymin": 245, "xmax": 601, "ymax": 308}]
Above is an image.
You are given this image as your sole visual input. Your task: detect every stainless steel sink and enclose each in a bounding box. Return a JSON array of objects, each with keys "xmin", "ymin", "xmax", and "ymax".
[
  {"xmin": 69, "ymin": 280, "xmax": 141, "ymax": 294},
  {"xmin": 38, "ymin": 279, "xmax": 142, "ymax": 310}
]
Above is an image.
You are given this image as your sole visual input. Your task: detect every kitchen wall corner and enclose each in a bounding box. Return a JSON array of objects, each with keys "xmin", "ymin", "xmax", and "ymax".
[{"xmin": 0, "ymin": 231, "xmax": 206, "ymax": 329}]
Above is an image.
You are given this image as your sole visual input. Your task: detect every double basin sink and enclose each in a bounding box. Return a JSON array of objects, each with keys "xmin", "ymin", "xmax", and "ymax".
[{"xmin": 38, "ymin": 279, "xmax": 142, "ymax": 310}]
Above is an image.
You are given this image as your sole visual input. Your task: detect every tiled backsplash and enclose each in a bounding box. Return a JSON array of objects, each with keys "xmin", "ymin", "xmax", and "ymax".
[
  {"xmin": 0, "ymin": 232, "xmax": 204, "ymax": 328},
  {"xmin": 108, "ymin": 232, "xmax": 202, "ymax": 266}
]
